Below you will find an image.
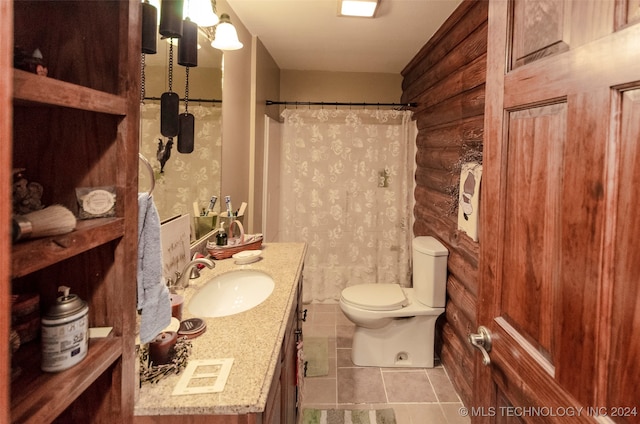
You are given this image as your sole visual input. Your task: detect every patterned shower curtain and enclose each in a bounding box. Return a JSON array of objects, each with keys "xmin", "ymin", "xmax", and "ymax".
[
  {"xmin": 139, "ymin": 102, "xmax": 222, "ymax": 222},
  {"xmin": 279, "ymin": 108, "xmax": 414, "ymax": 303}
]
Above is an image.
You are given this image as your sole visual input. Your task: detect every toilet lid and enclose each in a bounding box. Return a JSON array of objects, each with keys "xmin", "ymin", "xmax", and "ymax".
[{"xmin": 341, "ymin": 284, "xmax": 408, "ymax": 311}]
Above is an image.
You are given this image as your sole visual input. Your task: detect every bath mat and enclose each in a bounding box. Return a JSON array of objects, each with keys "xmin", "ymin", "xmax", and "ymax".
[
  {"xmin": 301, "ymin": 408, "xmax": 396, "ymax": 424},
  {"xmin": 304, "ymin": 336, "xmax": 329, "ymax": 377}
]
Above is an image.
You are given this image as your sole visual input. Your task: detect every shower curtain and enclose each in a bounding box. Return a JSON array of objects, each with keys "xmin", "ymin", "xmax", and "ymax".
[
  {"xmin": 139, "ymin": 103, "xmax": 222, "ymax": 222},
  {"xmin": 279, "ymin": 108, "xmax": 414, "ymax": 303}
]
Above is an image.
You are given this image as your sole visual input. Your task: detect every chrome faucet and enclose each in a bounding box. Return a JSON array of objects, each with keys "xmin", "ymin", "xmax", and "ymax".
[{"xmin": 169, "ymin": 257, "xmax": 215, "ymax": 290}]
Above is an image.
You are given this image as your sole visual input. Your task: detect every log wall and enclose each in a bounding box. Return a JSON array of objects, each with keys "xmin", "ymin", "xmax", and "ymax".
[{"xmin": 401, "ymin": 0, "xmax": 488, "ymax": 407}]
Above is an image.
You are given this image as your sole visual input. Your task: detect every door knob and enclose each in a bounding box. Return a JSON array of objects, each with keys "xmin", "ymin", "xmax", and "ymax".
[{"xmin": 468, "ymin": 326, "xmax": 492, "ymax": 366}]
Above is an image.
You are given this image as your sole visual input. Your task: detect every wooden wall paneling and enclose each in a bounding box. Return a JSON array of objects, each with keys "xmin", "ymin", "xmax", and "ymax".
[
  {"xmin": 415, "ymin": 167, "xmax": 459, "ymax": 192},
  {"xmin": 414, "ymin": 85, "xmax": 485, "ymax": 128},
  {"xmin": 402, "ymin": 0, "xmax": 488, "ymax": 91},
  {"xmin": 444, "ymin": 306, "xmax": 475, "ymax": 354},
  {"xmin": 404, "ymin": 28, "xmax": 488, "ymax": 105},
  {"xmin": 417, "ymin": 116, "xmax": 484, "ymax": 148},
  {"xmin": 441, "ymin": 325, "xmax": 473, "ymax": 404},
  {"xmin": 416, "ymin": 147, "xmax": 466, "ymax": 171},
  {"xmin": 447, "ymin": 276, "xmax": 477, "ymax": 323},
  {"xmin": 411, "ymin": 53, "xmax": 487, "ymax": 112},
  {"xmin": 402, "ymin": 0, "xmax": 487, "ymax": 408},
  {"xmin": 413, "ymin": 186, "xmax": 455, "ymax": 224}
]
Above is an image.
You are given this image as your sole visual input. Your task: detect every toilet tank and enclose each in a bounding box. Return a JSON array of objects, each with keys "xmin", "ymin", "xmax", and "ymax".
[{"xmin": 413, "ymin": 236, "xmax": 449, "ymax": 307}]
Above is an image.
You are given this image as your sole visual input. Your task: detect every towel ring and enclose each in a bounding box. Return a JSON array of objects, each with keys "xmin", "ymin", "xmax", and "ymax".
[{"xmin": 139, "ymin": 153, "xmax": 155, "ymax": 195}]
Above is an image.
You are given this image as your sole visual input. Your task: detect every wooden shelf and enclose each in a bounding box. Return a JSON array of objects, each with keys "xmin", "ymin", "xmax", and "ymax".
[
  {"xmin": 13, "ymin": 69, "xmax": 127, "ymax": 115},
  {"xmin": 3, "ymin": 1, "xmax": 140, "ymax": 421},
  {"xmin": 10, "ymin": 336, "xmax": 123, "ymax": 424},
  {"xmin": 11, "ymin": 217, "xmax": 125, "ymax": 278}
]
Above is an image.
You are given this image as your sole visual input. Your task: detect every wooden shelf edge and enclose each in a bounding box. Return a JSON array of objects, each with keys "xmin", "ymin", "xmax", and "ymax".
[
  {"xmin": 11, "ymin": 336, "xmax": 123, "ymax": 424},
  {"xmin": 13, "ymin": 69, "xmax": 127, "ymax": 115},
  {"xmin": 11, "ymin": 217, "xmax": 125, "ymax": 278}
]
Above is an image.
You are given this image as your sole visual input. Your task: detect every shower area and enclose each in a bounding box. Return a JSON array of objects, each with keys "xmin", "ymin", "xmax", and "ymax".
[
  {"xmin": 139, "ymin": 102, "xmax": 222, "ymax": 222},
  {"xmin": 267, "ymin": 108, "xmax": 416, "ymax": 303}
]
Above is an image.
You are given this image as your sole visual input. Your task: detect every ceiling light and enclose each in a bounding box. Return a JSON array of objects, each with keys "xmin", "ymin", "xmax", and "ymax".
[
  {"xmin": 211, "ymin": 13, "xmax": 243, "ymax": 51},
  {"xmin": 339, "ymin": 0, "xmax": 379, "ymax": 17}
]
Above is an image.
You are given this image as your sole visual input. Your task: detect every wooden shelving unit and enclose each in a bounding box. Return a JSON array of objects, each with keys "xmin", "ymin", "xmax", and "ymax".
[{"xmin": 2, "ymin": 1, "xmax": 140, "ymax": 423}]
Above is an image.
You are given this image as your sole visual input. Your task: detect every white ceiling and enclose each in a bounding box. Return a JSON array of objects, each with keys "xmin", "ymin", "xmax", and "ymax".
[{"xmin": 225, "ymin": 0, "xmax": 462, "ymax": 73}]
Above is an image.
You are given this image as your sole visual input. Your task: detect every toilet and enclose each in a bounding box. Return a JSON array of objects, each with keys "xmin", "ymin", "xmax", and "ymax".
[{"xmin": 339, "ymin": 236, "xmax": 448, "ymax": 368}]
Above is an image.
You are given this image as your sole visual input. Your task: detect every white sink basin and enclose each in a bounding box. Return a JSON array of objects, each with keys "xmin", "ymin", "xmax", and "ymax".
[{"xmin": 188, "ymin": 270, "xmax": 275, "ymax": 318}]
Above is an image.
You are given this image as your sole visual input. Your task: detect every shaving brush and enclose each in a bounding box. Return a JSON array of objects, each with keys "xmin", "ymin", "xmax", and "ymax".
[{"xmin": 12, "ymin": 205, "xmax": 77, "ymax": 242}]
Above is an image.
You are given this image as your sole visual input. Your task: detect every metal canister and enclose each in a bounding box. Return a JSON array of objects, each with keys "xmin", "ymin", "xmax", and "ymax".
[{"xmin": 41, "ymin": 286, "xmax": 89, "ymax": 372}]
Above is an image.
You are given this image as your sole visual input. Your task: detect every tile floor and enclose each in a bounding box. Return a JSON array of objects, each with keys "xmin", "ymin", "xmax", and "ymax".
[{"xmin": 300, "ymin": 303, "xmax": 471, "ymax": 424}]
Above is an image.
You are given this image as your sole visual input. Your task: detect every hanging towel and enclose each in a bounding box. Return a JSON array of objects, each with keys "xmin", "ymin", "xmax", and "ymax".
[{"xmin": 137, "ymin": 192, "xmax": 172, "ymax": 344}]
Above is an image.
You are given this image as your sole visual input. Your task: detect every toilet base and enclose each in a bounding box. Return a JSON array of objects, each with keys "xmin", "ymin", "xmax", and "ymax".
[{"xmin": 351, "ymin": 313, "xmax": 441, "ymax": 368}]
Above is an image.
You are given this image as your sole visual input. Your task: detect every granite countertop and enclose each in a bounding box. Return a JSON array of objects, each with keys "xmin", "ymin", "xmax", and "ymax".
[{"xmin": 134, "ymin": 242, "xmax": 307, "ymax": 417}]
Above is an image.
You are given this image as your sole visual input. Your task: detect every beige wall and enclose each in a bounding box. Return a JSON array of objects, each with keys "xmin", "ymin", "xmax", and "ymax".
[
  {"xmin": 143, "ymin": 65, "xmax": 222, "ymax": 100},
  {"xmin": 251, "ymin": 38, "xmax": 281, "ymax": 233},
  {"xmin": 219, "ymin": 0, "xmax": 252, "ymax": 223},
  {"xmin": 279, "ymin": 70, "xmax": 402, "ymax": 106}
]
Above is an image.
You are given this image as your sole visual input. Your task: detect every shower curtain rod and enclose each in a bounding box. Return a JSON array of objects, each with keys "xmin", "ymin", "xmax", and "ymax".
[
  {"xmin": 265, "ymin": 100, "xmax": 416, "ymax": 108},
  {"xmin": 143, "ymin": 97, "xmax": 222, "ymax": 103}
]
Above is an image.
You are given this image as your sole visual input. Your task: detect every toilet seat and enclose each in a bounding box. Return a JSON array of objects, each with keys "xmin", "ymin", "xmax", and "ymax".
[{"xmin": 340, "ymin": 284, "xmax": 408, "ymax": 311}]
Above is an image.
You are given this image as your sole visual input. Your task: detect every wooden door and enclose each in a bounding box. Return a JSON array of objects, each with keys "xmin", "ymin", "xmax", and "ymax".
[{"xmin": 476, "ymin": 0, "xmax": 640, "ymax": 422}]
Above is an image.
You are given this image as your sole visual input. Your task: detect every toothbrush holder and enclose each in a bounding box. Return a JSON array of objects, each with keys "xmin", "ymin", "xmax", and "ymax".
[{"xmin": 194, "ymin": 215, "xmax": 217, "ymax": 240}]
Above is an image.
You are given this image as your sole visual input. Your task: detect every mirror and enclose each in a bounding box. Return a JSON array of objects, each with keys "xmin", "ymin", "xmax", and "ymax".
[{"xmin": 139, "ymin": 33, "xmax": 223, "ymax": 241}]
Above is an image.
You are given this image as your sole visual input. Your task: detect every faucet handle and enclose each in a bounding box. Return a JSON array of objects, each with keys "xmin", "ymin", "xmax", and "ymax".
[
  {"xmin": 166, "ymin": 276, "xmax": 175, "ymax": 290},
  {"xmin": 189, "ymin": 267, "xmax": 201, "ymax": 279}
]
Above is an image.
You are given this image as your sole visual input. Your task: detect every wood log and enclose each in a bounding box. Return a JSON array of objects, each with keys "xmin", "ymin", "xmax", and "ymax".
[
  {"xmin": 441, "ymin": 324, "xmax": 474, "ymax": 406},
  {"xmin": 413, "ymin": 85, "xmax": 485, "ymax": 129},
  {"xmin": 447, "ymin": 275, "xmax": 477, "ymax": 322},
  {"xmin": 402, "ymin": 0, "xmax": 489, "ymax": 90},
  {"xmin": 416, "ymin": 115, "xmax": 484, "ymax": 149}
]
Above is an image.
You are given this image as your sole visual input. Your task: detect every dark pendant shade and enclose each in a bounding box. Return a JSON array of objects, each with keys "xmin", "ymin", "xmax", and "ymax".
[
  {"xmin": 141, "ymin": 2, "xmax": 158, "ymax": 54},
  {"xmin": 178, "ymin": 18, "xmax": 198, "ymax": 67},
  {"xmin": 161, "ymin": 92, "xmax": 180, "ymax": 137},
  {"xmin": 159, "ymin": 0, "xmax": 184, "ymax": 39},
  {"xmin": 178, "ymin": 113, "xmax": 195, "ymax": 153}
]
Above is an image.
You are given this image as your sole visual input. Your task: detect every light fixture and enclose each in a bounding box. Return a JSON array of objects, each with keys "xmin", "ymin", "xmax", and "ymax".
[
  {"xmin": 183, "ymin": 0, "xmax": 219, "ymax": 27},
  {"xmin": 143, "ymin": 0, "xmax": 243, "ymax": 51},
  {"xmin": 210, "ymin": 13, "xmax": 243, "ymax": 51},
  {"xmin": 178, "ymin": 18, "xmax": 198, "ymax": 67},
  {"xmin": 339, "ymin": 0, "xmax": 379, "ymax": 17},
  {"xmin": 141, "ymin": 1, "xmax": 158, "ymax": 54},
  {"xmin": 159, "ymin": 0, "xmax": 183, "ymax": 38}
]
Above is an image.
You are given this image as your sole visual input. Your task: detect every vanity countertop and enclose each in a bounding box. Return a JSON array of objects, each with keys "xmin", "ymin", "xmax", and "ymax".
[{"xmin": 134, "ymin": 242, "xmax": 307, "ymax": 417}]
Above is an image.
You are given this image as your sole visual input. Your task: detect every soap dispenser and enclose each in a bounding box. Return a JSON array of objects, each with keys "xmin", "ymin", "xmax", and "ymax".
[{"xmin": 216, "ymin": 221, "xmax": 227, "ymax": 246}]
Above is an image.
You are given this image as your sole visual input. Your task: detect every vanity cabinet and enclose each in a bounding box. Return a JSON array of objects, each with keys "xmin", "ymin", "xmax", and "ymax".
[
  {"xmin": 265, "ymin": 275, "xmax": 303, "ymax": 424},
  {"xmin": 1, "ymin": 1, "xmax": 140, "ymax": 423},
  {"xmin": 134, "ymin": 270, "xmax": 304, "ymax": 424}
]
